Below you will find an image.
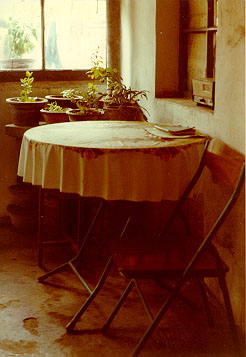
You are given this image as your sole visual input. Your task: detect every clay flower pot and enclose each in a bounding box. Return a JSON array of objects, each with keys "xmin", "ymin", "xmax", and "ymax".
[
  {"xmin": 66, "ymin": 108, "xmax": 104, "ymax": 122},
  {"xmin": 0, "ymin": 58, "xmax": 36, "ymax": 70},
  {"xmin": 103, "ymin": 105, "xmax": 141, "ymax": 121},
  {"xmin": 6, "ymin": 204, "xmax": 38, "ymax": 233},
  {"xmin": 45, "ymin": 94, "xmax": 79, "ymax": 109},
  {"xmin": 40, "ymin": 108, "xmax": 70, "ymax": 124},
  {"xmin": 8, "ymin": 184, "xmax": 37, "ymax": 208},
  {"xmin": 6, "ymin": 97, "xmax": 48, "ymax": 126}
]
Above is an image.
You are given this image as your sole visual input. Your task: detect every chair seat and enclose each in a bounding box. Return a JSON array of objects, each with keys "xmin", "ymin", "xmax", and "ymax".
[{"xmin": 114, "ymin": 245, "xmax": 229, "ymax": 279}]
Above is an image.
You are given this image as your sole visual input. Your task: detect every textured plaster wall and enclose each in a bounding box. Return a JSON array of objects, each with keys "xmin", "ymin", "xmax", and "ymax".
[
  {"xmin": 121, "ymin": 0, "xmax": 156, "ymax": 121},
  {"xmin": 121, "ymin": 0, "xmax": 245, "ymax": 153},
  {"xmin": 120, "ymin": 0, "xmax": 245, "ymax": 331},
  {"xmin": 155, "ymin": 0, "xmax": 179, "ymax": 96},
  {"xmin": 155, "ymin": 0, "xmax": 245, "ymax": 154},
  {"xmin": 214, "ymin": 0, "xmax": 245, "ymax": 152}
]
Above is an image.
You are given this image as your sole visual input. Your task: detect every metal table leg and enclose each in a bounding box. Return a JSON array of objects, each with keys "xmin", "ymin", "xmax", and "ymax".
[{"xmin": 38, "ymin": 197, "xmax": 104, "ymax": 291}]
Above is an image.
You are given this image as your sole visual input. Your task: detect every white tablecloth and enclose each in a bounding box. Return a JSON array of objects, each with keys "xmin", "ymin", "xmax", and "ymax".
[{"xmin": 17, "ymin": 121, "xmax": 206, "ymax": 202}]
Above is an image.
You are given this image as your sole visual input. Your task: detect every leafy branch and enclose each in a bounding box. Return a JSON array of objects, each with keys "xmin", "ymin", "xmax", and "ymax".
[
  {"xmin": 62, "ymin": 83, "xmax": 103, "ymax": 113},
  {"xmin": 19, "ymin": 71, "xmax": 36, "ymax": 102},
  {"xmin": 7, "ymin": 17, "xmax": 37, "ymax": 59},
  {"xmin": 47, "ymin": 101, "xmax": 63, "ymax": 112},
  {"xmin": 61, "ymin": 47, "xmax": 148, "ymax": 115}
]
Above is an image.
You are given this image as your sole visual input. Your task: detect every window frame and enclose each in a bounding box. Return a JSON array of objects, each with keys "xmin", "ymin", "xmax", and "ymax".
[
  {"xmin": 0, "ymin": 0, "xmax": 106, "ymax": 82},
  {"xmin": 179, "ymin": 0, "xmax": 217, "ymax": 97},
  {"xmin": 0, "ymin": 69, "xmax": 89, "ymax": 82}
]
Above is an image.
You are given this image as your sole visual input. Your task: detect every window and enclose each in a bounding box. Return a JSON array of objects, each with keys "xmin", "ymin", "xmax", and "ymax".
[
  {"xmin": 155, "ymin": 0, "xmax": 217, "ymax": 104},
  {"xmin": 0, "ymin": 0, "xmax": 106, "ymax": 80},
  {"xmin": 179, "ymin": 0, "xmax": 217, "ymax": 97}
]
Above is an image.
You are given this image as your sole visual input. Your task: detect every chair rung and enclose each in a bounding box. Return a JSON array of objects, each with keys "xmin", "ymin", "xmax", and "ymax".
[
  {"xmin": 119, "ymin": 268, "xmax": 228, "ymax": 280},
  {"xmin": 41, "ymin": 240, "xmax": 73, "ymax": 247}
]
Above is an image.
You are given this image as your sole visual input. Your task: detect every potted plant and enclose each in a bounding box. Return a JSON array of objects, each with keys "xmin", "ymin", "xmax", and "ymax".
[
  {"xmin": 102, "ymin": 81, "xmax": 148, "ymax": 121},
  {"xmin": 6, "ymin": 71, "xmax": 48, "ymax": 126},
  {"xmin": 60, "ymin": 48, "xmax": 148, "ymax": 122},
  {"xmin": 44, "ymin": 94, "xmax": 79, "ymax": 109},
  {"xmin": 40, "ymin": 101, "xmax": 70, "ymax": 124},
  {"xmin": 62, "ymin": 83, "xmax": 104, "ymax": 121},
  {"xmin": 87, "ymin": 49, "xmax": 149, "ymax": 121},
  {"xmin": 1, "ymin": 17, "xmax": 38, "ymax": 69}
]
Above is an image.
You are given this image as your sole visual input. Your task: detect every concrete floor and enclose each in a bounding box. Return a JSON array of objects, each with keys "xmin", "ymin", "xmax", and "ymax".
[{"xmin": 0, "ymin": 224, "xmax": 243, "ymax": 356}]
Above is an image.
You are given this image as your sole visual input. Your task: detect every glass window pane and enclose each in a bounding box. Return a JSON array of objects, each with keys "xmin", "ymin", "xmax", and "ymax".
[
  {"xmin": 45, "ymin": 0, "xmax": 106, "ymax": 70},
  {"xmin": 0, "ymin": 0, "xmax": 41, "ymax": 70}
]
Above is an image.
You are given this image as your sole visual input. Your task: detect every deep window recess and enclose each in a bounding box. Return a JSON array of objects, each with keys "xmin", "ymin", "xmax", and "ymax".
[
  {"xmin": 0, "ymin": 0, "xmax": 106, "ymax": 81},
  {"xmin": 179, "ymin": 0, "xmax": 217, "ymax": 97}
]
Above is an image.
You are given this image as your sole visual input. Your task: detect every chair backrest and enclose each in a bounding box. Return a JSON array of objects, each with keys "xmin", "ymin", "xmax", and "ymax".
[
  {"xmin": 159, "ymin": 138, "xmax": 244, "ymax": 236},
  {"xmin": 182, "ymin": 138, "xmax": 245, "ymax": 276},
  {"xmin": 205, "ymin": 138, "xmax": 245, "ymax": 188}
]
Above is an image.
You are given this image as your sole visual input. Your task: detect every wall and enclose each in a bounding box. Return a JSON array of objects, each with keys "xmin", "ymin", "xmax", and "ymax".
[
  {"xmin": 156, "ymin": 0, "xmax": 245, "ymax": 153},
  {"xmin": 214, "ymin": 0, "xmax": 245, "ymax": 151},
  {"xmin": 121, "ymin": 0, "xmax": 245, "ymax": 331},
  {"xmin": 121, "ymin": 0, "xmax": 156, "ymax": 120},
  {"xmin": 155, "ymin": 0, "xmax": 179, "ymax": 97}
]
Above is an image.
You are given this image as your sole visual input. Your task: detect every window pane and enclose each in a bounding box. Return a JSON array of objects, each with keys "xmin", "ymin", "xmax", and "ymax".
[
  {"xmin": 45, "ymin": 0, "xmax": 106, "ymax": 70},
  {"xmin": 0, "ymin": 0, "xmax": 41, "ymax": 70}
]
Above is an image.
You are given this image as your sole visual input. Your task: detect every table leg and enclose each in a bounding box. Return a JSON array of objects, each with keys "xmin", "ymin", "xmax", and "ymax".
[
  {"xmin": 38, "ymin": 187, "xmax": 80, "ymax": 268},
  {"xmin": 38, "ymin": 197, "xmax": 104, "ymax": 288},
  {"xmin": 37, "ymin": 186, "xmax": 43, "ymax": 267}
]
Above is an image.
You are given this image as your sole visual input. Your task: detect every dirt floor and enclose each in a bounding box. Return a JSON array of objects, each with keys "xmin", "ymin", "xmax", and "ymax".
[{"xmin": 0, "ymin": 224, "xmax": 244, "ymax": 356}]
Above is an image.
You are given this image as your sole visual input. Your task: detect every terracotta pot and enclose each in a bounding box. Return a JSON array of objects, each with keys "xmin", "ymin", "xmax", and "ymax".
[
  {"xmin": 40, "ymin": 108, "xmax": 70, "ymax": 124},
  {"xmin": 8, "ymin": 184, "xmax": 37, "ymax": 208},
  {"xmin": 45, "ymin": 95, "xmax": 78, "ymax": 109},
  {"xmin": 67, "ymin": 108, "xmax": 104, "ymax": 122},
  {"xmin": 6, "ymin": 204, "xmax": 38, "ymax": 233},
  {"xmin": 103, "ymin": 106, "xmax": 141, "ymax": 121},
  {"xmin": 6, "ymin": 97, "xmax": 48, "ymax": 126},
  {"xmin": 0, "ymin": 58, "xmax": 36, "ymax": 70}
]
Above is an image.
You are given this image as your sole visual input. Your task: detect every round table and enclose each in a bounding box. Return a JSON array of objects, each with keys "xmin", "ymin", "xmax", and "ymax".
[
  {"xmin": 17, "ymin": 121, "xmax": 208, "ymax": 326},
  {"xmin": 18, "ymin": 121, "xmax": 207, "ymax": 202}
]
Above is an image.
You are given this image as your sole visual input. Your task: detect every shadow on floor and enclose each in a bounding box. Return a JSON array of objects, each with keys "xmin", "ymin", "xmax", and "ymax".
[{"xmin": 0, "ymin": 225, "xmax": 243, "ymax": 356}]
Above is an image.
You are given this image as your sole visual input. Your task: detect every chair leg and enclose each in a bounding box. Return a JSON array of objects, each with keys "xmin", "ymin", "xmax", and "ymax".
[
  {"xmin": 218, "ymin": 275, "xmax": 241, "ymax": 357},
  {"xmin": 66, "ymin": 256, "xmax": 114, "ymax": 332},
  {"xmin": 155, "ymin": 279, "xmax": 198, "ymax": 310},
  {"xmin": 132, "ymin": 280, "xmax": 184, "ymax": 356},
  {"xmin": 102, "ymin": 279, "xmax": 135, "ymax": 332},
  {"xmin": 198, "ymin": 278, "xmax": 214, "ymax": 327},
  {"xmin": 135, "ymin": 280, "xmax": 154, "ymax": 322}
]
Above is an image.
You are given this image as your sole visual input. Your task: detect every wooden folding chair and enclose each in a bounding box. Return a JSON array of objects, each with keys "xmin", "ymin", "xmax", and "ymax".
[
  {"xmin": 64, "ymin": 139, "xmax": 209, "ymax": 330},
  {"xmin": 65, "ymin": 138, "xmax": 245, "ymax": 356},
  {"xmin": 103, "ymin": 139, "xmax": 245, "ymax": 356}
]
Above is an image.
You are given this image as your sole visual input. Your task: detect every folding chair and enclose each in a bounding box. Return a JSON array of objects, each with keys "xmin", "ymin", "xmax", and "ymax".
[
  {"xmin": 38, "ymin": 196, "xmax": 132, "ymax": 320},
  {"xmin": 65, "ymin": 138, "xmax": 245, "ymax": 357},
  {"xmin": 105, "ymin": 139, "xmax": 245, "ymax": 356}
]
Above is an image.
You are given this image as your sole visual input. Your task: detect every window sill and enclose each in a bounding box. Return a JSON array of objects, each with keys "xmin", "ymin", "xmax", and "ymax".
[
  {"xmin": 156, "ymin": 97, "xmax": 214, "ymax": 113},
  {"xmin": 5, "ymin": 123, "xmax": 45, "ymax": 138},
  {"xmin": 0, "ymin": 70, "xmax": 89, "ymax": 82},
  {"xmin": 155, "ymin": 97, "xmax": 214, "ymax": 123}
]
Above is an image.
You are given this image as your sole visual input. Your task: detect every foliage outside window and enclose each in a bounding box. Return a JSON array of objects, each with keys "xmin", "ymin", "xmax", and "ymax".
[
  {"xmin": 7, "ymin": 17, "xmax": 38, "ymax": 59},
  {"xmin": 0, "ymin": 0, "xmax": 106, "ymax": 80}
]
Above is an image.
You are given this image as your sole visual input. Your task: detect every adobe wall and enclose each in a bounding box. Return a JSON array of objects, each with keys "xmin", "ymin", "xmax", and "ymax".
[{"xmin": 121, "ymin": 0, "xmax": 245, "ymax": 331}]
